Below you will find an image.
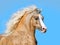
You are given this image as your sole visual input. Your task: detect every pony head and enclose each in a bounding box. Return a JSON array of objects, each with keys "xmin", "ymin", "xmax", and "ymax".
[
  {"xmin": 5, "ymin": 5, "xmax": 47, "ymax": 34},
  {"xmin": 30, "ymin": 8, "xmax": 47, "ymax": 33}
]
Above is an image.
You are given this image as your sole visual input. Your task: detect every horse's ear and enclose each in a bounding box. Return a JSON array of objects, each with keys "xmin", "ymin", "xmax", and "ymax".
[
  {"xmin": 38, "ymin": 8, "xmax": 42, "ymax": 13},
  {"xmin": 35, "ymin": 8, "xmax": 42, "ymax": 13},
  {"xmin": 40, "ymin": 8, "xmax": 42, "ymax": 11}
]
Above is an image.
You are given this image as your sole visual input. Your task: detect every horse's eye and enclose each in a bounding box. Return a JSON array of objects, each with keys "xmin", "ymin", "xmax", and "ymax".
[{"xmin": 35, "ymin": 17, "xmax": 39, "ymax": 20}]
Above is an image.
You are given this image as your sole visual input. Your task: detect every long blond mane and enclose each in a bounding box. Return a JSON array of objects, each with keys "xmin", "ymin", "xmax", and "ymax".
[{"xmin": 5, "ymin": 5, "xmax": 37, "ymax": 33}]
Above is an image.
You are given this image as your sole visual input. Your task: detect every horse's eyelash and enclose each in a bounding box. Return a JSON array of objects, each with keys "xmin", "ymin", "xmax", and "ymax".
[{"xmin": 35, "ymin": 17, "xmax": 39, "ymax": 20}]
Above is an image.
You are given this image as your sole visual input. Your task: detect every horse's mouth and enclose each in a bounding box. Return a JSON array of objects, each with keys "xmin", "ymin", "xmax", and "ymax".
[{"xmin": 41, "ymin": 28, "xmax": 47, "ymax": 33}]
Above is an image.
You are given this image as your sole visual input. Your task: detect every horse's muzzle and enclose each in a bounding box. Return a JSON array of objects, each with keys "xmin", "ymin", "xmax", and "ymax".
[{"xmin": 41, "ymin": 27, "xmax": 47, "ymax": 33}]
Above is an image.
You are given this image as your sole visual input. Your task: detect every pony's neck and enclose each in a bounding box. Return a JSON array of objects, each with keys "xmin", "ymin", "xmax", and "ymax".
[
  {"xmin": 23, "ymin": 12, "xmax": 35, "ymax": 32},
  {"xmin": 17, "ymin": 12, "xmax": 35, "ymax": 33}
]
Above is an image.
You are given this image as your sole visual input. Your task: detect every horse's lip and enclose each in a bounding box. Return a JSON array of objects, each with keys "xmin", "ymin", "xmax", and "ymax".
[{"xmin": 41, "ymin": 29, "xmax": 46, "ymax": 33}]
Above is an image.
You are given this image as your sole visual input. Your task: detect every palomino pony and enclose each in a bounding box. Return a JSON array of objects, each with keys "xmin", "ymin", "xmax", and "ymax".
[{"xmin": 0, "ymin": 5, "xmax": 47, "ymax": 45}]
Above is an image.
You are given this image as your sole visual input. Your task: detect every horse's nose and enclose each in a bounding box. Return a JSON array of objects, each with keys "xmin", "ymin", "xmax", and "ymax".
[{"xmin": 41, "ymin": 27, "xmax": 47, "ymax": 33}]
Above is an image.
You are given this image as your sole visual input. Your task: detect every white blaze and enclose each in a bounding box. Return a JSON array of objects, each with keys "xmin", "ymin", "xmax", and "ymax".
[{"xmin": 39, "ymin": 15, "xmax": 47, "ymax": 29}]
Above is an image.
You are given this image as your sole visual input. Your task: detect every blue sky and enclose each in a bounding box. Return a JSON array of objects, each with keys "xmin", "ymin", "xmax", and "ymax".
[{"xmin": 0, "ymin": 0, "xmax": 60, "ymax": 45}]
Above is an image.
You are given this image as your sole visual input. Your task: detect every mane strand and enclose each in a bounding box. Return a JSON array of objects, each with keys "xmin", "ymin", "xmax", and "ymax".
[{"xmin": 5, "ymin": 5, "xmax": 37, "ymax": 33}]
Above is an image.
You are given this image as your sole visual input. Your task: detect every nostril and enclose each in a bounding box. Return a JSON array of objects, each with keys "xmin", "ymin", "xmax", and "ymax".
[
  {"xmin": 42, "ymin": 28, "xmax": 46, "ymax": 30},
  {"xmin": 42, "ymin": 27, "xmax": 47, "ymax": 30},
  {"xmin": 43, "ymin": 28, "xmax": 45, "ymax": 30},
  {"xmin": 42, "ymin": 28, "xmax": 47, "ymax": 32}
]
